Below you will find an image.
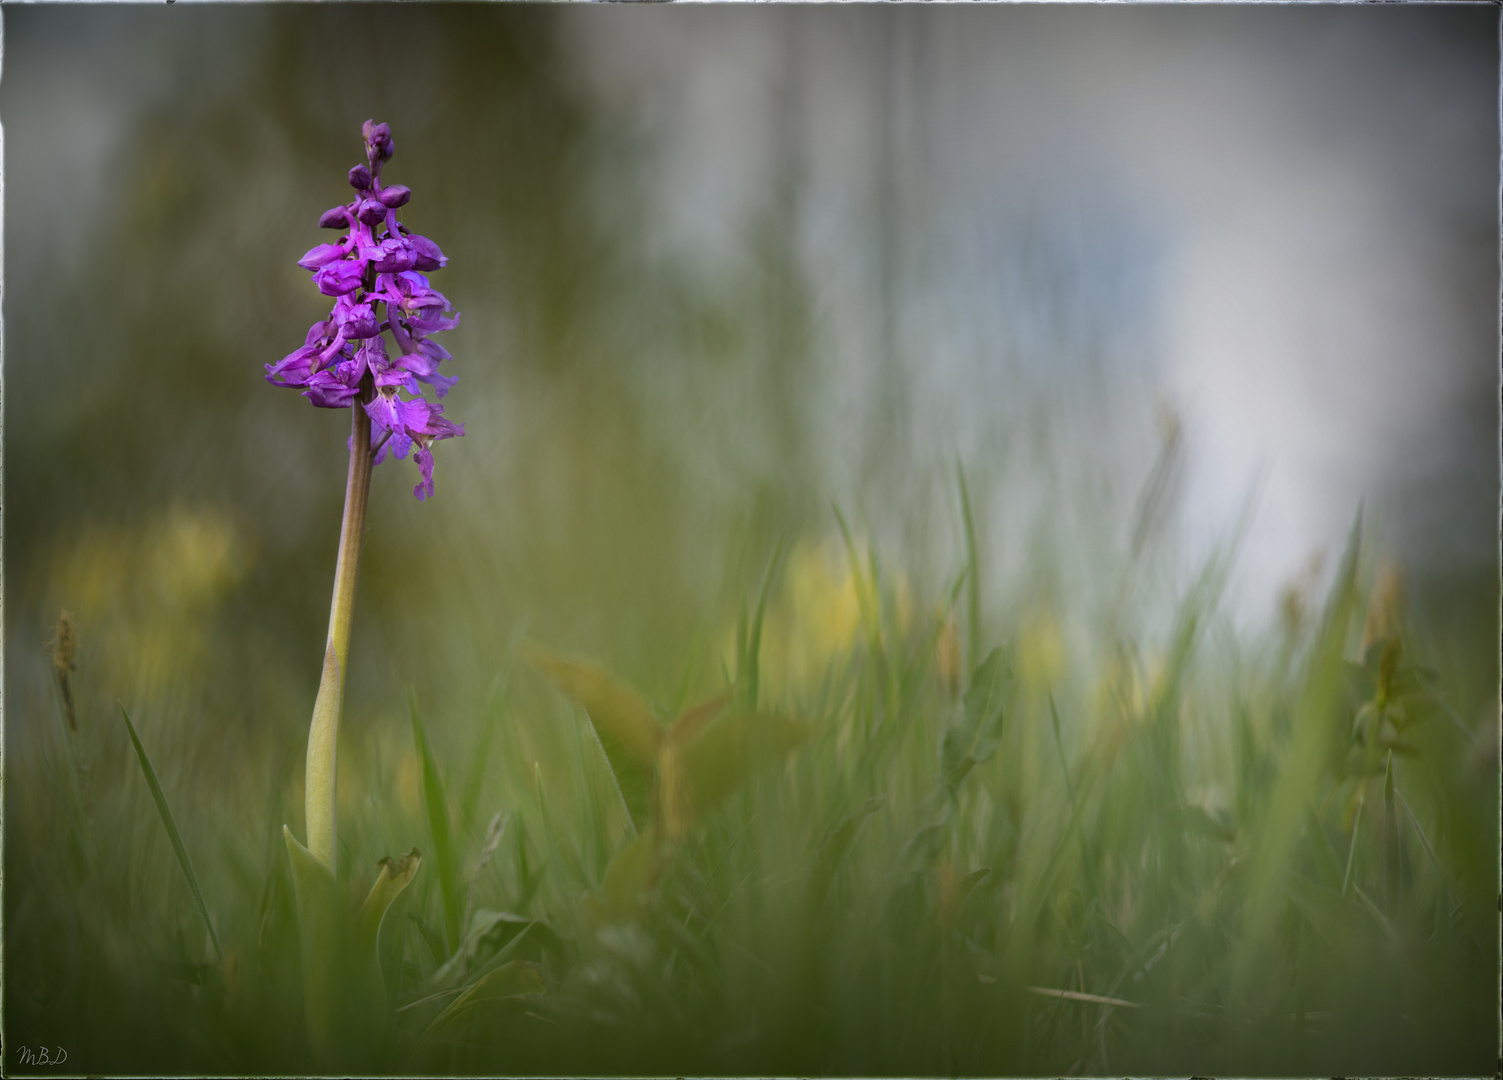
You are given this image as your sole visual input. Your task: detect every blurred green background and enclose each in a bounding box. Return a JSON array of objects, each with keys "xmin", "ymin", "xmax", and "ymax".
[{"xmin": 3, "ymin": 5, "xmax": 1497, "ymax": 1075}]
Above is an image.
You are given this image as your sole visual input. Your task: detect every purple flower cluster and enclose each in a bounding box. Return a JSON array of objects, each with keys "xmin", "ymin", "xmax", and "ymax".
[{"xmin": 267, "ymin": 121, "xmax": 463, "ymax": 500}]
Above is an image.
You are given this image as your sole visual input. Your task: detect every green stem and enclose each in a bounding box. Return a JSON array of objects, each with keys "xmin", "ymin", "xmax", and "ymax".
[{"xmin": 305, "ymin": 385, "xmax": 375, "ymax": 873}]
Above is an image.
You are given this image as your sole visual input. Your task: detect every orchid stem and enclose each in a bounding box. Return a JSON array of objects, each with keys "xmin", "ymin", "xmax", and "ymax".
[{"xmin": 305, "ymin": 384, "xmax": 375, "ymax": 873}]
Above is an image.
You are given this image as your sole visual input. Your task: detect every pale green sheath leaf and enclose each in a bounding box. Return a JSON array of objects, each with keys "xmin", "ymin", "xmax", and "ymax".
[
  {"xmin": 283, "ymin": 825, "xmax": 343, "ymax": 1064},
  {"xmin": 120, "ymin": 705, "xmax": 224, "ymax": 967},
  {"xmin": 356, "ymin": 847, "xmax": 422, "ymax": 991}
]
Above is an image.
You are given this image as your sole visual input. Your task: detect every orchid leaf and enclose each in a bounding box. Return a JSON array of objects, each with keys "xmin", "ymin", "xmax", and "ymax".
[
  {"xmin": 356, "ymin": 847, "xmax": 421, "ymax": 993},
  {"xmin": 283, "ymin": 825, "xmax": 343, "ymax": 1063}
]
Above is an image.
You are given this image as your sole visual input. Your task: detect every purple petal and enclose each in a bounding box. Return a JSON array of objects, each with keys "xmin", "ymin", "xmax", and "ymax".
[
  {"xmin": 410, "ymin": 310, "xmax": 460, "ymax": 334},
  {"xmin": 417, "ymin": 370, "xmax": 459, "ymax": 398},
  {"xmin": 417, "ymin": 337, "xmax": 453, "ymax": 366},
  {"xmin": 302, "ymin": 371, "xmax": 359, "ymax": 408},
  {"xmin": 412, "ymin": 446, "xmax": 435, "ymax": 500},
  {"xmin": 371, "ymin": 237, "xmax": 415, "ymax": 274},
  {"xmin": 266, "ymin": 343, "xmax": 320, "ymax": 384},
  {"xmin": 364, "ymin": 396, "xmax": 398, "ymax": 432},
  {"xmin": 329, "ymin": 298, "xmax": 376, "ymax": 338},
  {"xmin": 372, "ymin": 418, "xmax": 413, "ymax": 464}
]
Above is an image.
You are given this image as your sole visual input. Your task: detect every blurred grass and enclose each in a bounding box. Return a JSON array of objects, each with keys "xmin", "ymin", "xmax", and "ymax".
[
  {"xmin": 3, "ymin": 5, "xmax": 1498, "ymax": 1076},
  {"xmin": 6, "ymin": 491, "xmax": 1498, "ymax": 1075}
]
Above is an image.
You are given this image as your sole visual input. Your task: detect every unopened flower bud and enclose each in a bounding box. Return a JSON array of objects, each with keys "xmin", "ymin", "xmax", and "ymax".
[
  {"xmin": 319, "ymin": 205, "xmax": 352, "ymax": 229},
  {"xmin": 357, "ymin": 199, "xmax": 387, "ymax": 226},
  {"xmin": 408, "ymin": 234, "xmax": 447, "ymax": 271},
  {"xmin": 362, "ymin": 120, "xmax": 395, "ymax": 162},
  {"xmin": 378, "ymin": 185, "xmax": 411, "ymax": 209},
  {"xmin": 297, "ymin": 243, "xmax": 346, "ymax": 270},
  {"xmin": 348, "ymin": 164, "xmax": 373, "ymax": 190}
]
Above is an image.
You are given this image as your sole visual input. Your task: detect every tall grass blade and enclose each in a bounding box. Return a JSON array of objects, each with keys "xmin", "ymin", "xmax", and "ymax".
[
  {"xmin": 1382, "ymin": 751, "xmax": 1400, "ymax": 911},
  {"xmin": 119, "ymin": 704, "xmax": 224, "ymax": 967},
  {"xmin": 1232, "ymin": 510, "xmax": 1363, "ymax": 1003},
  {"xmin": 1341, "ymin": 794, "xmax": 1364, "ymax": 897},
  {"xmin": 956, "ymin": 460, "xmax": 981, "ymax": 675},
  {"xmin": 744, "ymin": 535, "xmax": 786, "ymax": 710},
  {"xmin": 460, "ymin": 671, "xmax": 510, "ymax": 834},
  {"xmin": 411, "ymin": 690, "xmax": 462, "ymax": 956}
]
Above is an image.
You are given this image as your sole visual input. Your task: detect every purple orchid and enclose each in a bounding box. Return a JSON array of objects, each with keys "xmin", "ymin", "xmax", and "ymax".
[{"xmin": 268, "ymin": 120, "xmax": 463, "ymax": 499}]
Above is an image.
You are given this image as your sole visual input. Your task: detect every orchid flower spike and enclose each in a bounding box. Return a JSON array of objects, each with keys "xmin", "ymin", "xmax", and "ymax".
[{"xmin": 268, "ymin": 119, "xmax": 463, "ymax": 499}]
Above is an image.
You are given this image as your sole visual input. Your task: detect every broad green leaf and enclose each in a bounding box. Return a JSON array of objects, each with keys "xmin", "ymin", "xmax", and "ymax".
[
  {"xmin": 600, "ymin": 829, "xmax": 659, "ymax": 920},
  {"xmin": 681, "ymin": 707, "xmax": 810, "ymax": 817},
  {"xmin": 941, "ymin": 649, "xmax": 1010, "ymax": 793},
  {"xmin": 526, "ymin": 647, "xmax": 662, "ymax": 832},
  {"xmin": 411, "ymin": 691, "xmax": 462, "ymax": 956},
  {"xmin": 524, "ymin": 646, "xmax": 664, "ymax": 767},
  {"xmin": 899, "ymin": 789, "xmax": 955, "ymax": 873},
  {"xmin": 419, "ymin": 960, "xmax": 545, "ymax": 1045},
  {"xmin": 954, "ymin": 866, "xmax": 991, "ymax": 911},
  {"xmin": 120, "ymin": 705, "xmax": 224, "ymax": 967},
  {"xmin": 428, "ymin": 908, "xmax": 527, "ymax": 989},
  {"xmin": 808, "ymin": 794, "xmax": 887, "ymax": 914},
  {"xmin": 669, "ymin": 692, "xmax": 730, "ymax": 747}
]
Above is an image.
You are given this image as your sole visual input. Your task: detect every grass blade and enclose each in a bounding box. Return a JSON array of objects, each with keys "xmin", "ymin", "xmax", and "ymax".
[
  {"xmin": 459, "ymin": 670, "xmax": 509, "ymax": 835},
  {"xmin": 744, "ymin": 535, "xmax": 786, "ymax": 710},
  {"xmin": 957, "ymin": 460, "xmax": 981, "ymax": 674},
  {"xmin": 1382, "ymin": 751, "xmax": 1400, "ymax": 911},
  {"xmin": 119, "ymin": 704, "xmax": 223, "ymax": 967},
  {"xmin": 410, "ymin": 689, "xmax": 462, "ymax": 956}
]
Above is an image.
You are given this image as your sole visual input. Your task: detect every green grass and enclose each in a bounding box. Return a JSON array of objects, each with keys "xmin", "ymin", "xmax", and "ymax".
[{"xmin": 5, "ymin": 504, "xmax": 1498, "ymax": 1077}]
